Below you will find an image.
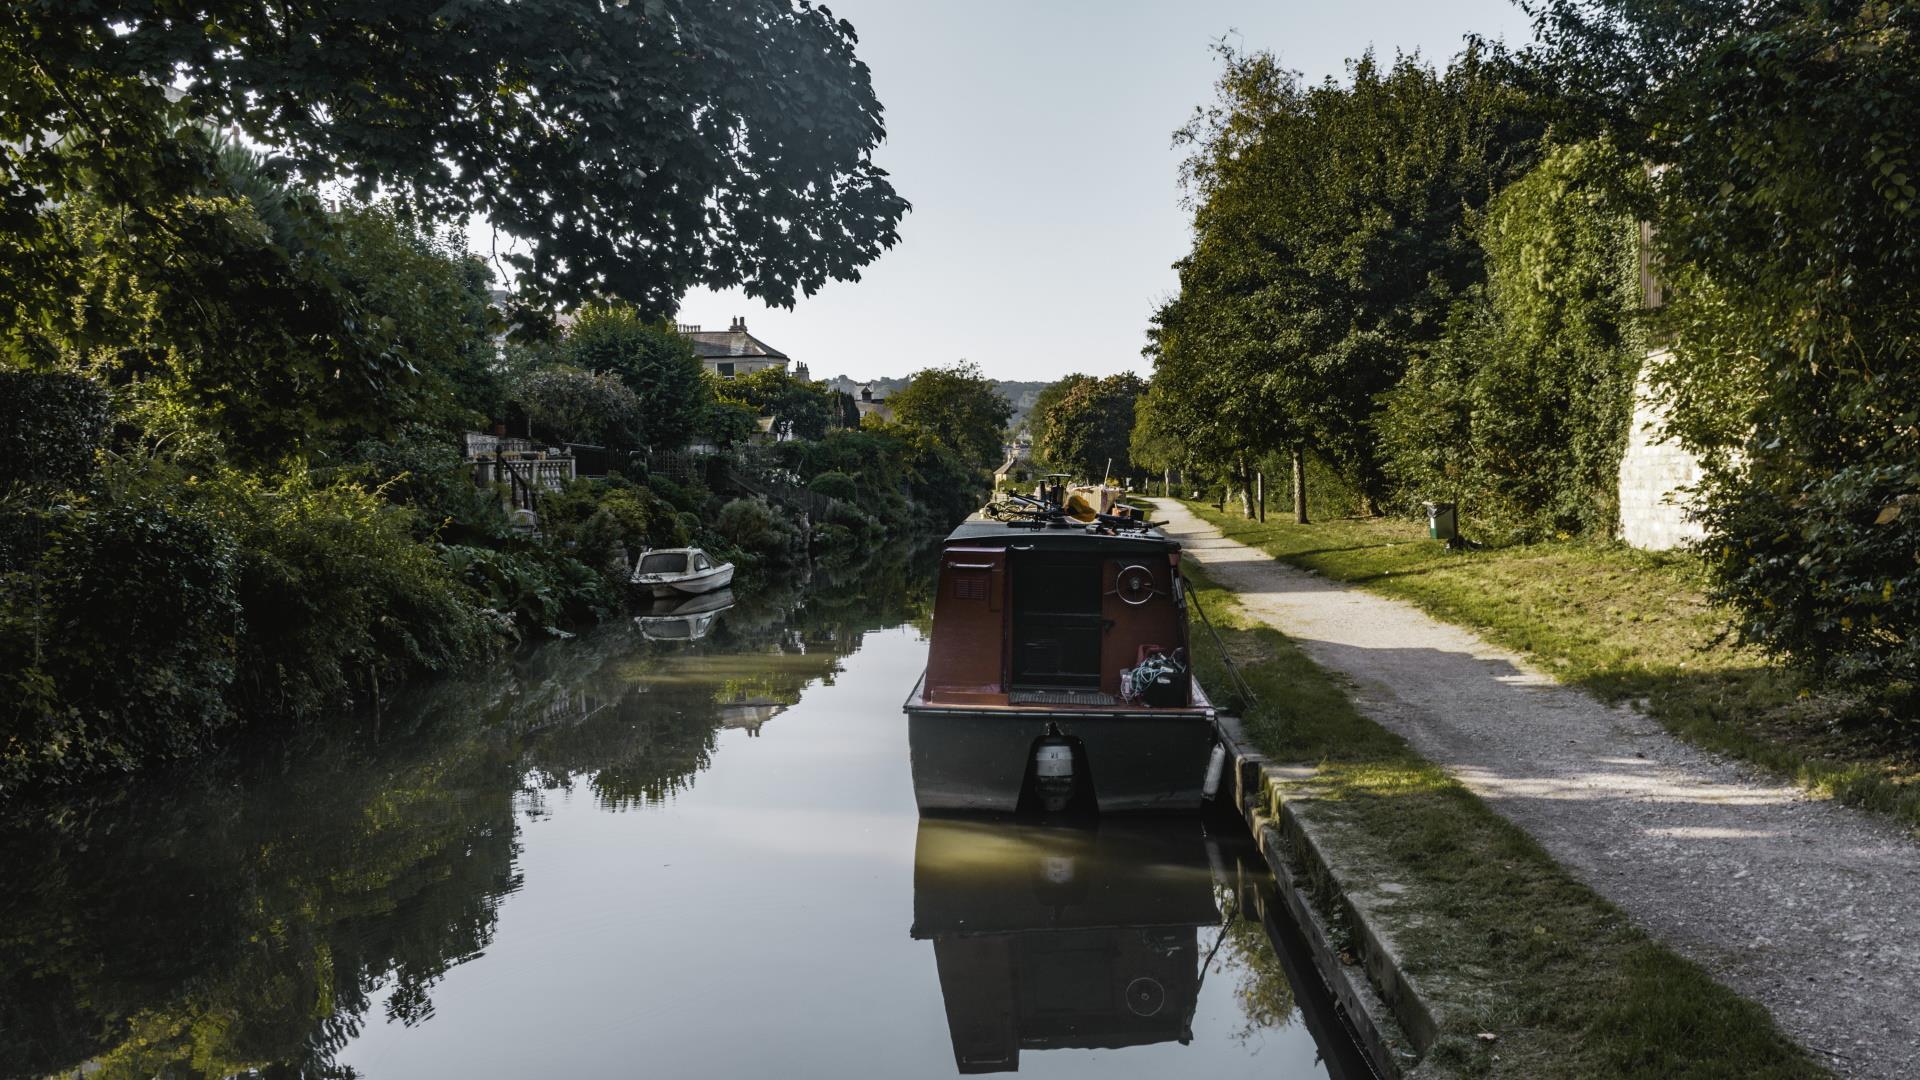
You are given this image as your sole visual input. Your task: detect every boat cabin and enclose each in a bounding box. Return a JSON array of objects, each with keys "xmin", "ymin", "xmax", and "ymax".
[{"xmin": 919, "ymin": 519, "xmax": 1192, "ymax": 709}]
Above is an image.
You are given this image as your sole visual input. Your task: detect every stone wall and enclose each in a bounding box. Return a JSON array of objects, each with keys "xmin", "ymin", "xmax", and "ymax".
[{"xmin": 1616, "ymin": 351, "xmax": 1706, "ymax": 550}]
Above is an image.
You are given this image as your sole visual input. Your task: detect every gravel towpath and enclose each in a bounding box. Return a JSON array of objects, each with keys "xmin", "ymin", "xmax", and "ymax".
[{"xmin": 1158, "ymin": 500, "xmax": 1920, "ymax": 1078}]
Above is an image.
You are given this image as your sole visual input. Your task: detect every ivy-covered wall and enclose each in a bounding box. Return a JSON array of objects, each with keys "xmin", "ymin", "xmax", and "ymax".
[{"xmin": 1378, "ymin": 141, "xmax": 1644, "ymax": 543}]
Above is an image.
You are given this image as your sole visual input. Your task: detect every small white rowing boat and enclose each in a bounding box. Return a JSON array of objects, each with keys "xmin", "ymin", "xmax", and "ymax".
[{"xmin": 630, "ymin": 547, "xmax": 735, "ymax": 598}]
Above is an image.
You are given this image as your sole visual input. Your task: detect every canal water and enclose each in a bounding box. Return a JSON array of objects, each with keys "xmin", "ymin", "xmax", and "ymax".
[{"xmin": 1, "ymin": 554, "xmax": 1365, "ymax": 1079}]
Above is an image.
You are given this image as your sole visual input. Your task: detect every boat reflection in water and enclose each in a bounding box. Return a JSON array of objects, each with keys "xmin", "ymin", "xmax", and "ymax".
[
  {"xmin": 633, "ymin": 588, "xmax": 735, "ymax": 642},
  {"xmin": 912, "ymin": 818, "xmax": 1228, "ymax": 1073}
]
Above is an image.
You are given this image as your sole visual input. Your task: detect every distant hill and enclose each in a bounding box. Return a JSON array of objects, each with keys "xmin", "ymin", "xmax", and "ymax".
[{"xmin": 824, "ymin": 375, "xmax": 1052, "ymax": 430}]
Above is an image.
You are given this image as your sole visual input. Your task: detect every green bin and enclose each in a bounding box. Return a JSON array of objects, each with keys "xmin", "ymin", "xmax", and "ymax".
[{"xmin": 1424, "ymin": 501, "xmax": 1457, "ymax": 542}]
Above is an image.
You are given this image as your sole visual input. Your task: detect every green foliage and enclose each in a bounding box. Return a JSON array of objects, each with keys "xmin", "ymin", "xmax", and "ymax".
[
  {"xmin": 886, "ymin": 361, "xmax": 1014, "ymax": 470},
  {"xmin": 0, "ymin": 0, "xmax": 907, "ymax": 315},
  {"xmin": 561, "ymin": 306, "xmax": 708, "ymax": 449},
  {"xmin": 1147, "ymin": 45, "xmax": 1544, "ymax": 508},
  {"xmin": 344, "ymin": 426, "xmax": 508, "ymax": 545},
  {"xmin": 1378, "ymin": 141, "xmax": 1642, "ymax": 541},
  {"xmin": 1533, "ymin": 1, "xmax": 1920, "ymax": 684},
  {"xmin": 698, "ymin": 397, "xmax": 761, "ymax": 448},
  {"xmin": 807, "ymin": 471, "xmax": 858, "ymax": 502},
  {"xmin": 0, "ymin": 372, "xmax": 111, "ymax": 492},
  {"xmin": 1031, "ymin": 372, "xmax": 1144, "ymax": 481},
  {"xmin": 441, "ymin": 543, "xmax": 612, "ymax": 637},
  {"xmin": 189, "ymin": 469, "xmax": 498, "ymax": 720},
  {"xmin": 511, "ymin": 367, "xmax": 644, "ymax": 448},
  {"xmin": 2, "ymin": 148, "xmax": 498, "ymax": 463},
  {"xmin": 540, "ymin": 479, "xmax": 690, "ymax": 592},
  {"xmin": 2, "ymin": 495, "xmax": 240, "ymax": 787},
  {"xmin": 713, "ymin": 497, "xmax": 803, "ymax": 567},
  {"xmin": 712, "ymin": 368, "xmax": 839, "ymax": 441}
]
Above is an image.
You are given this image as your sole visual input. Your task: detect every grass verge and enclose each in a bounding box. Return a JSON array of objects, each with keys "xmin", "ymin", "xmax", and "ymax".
[
  {"xmin": 1180, "ymin": 559, "xmax": 1823, "ymax": 1078},
  {"xmin": 1181, "ymin": 502, "xmax": 1920, "ymax": 832}
]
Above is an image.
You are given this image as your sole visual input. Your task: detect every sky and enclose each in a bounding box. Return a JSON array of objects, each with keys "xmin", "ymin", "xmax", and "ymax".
[{"xmin": 672, "ymin": 1, "xmax": 1538, "ymax": 384}]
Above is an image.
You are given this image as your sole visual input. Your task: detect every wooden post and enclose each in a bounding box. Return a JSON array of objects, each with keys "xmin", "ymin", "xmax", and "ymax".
[
  {"xmin": 1292, "ymin": 447, "xmax": 1309, "ymax": 524},
  {"xmin": 1256, "ymin": 471, "xmax": 1266, "ymax": 522}
]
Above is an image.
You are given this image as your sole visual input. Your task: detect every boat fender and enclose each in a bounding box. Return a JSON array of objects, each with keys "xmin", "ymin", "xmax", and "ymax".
[
  {"xmin": 1202, "ymin": 743, "xmax": 1228, "ymax": 801},
  {"xmin": 1033, "ymin": 735, "xmax": 1076, "ymax": 813},
  {"xmin": 1034, "ymin": 739, "xmax": 1074, "ymax": 779}
]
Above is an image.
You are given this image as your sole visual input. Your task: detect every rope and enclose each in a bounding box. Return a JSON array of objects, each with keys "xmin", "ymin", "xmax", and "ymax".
[{"xmin": 1185, "ymin": 577, "xmax": 1259, "ymax": 707}]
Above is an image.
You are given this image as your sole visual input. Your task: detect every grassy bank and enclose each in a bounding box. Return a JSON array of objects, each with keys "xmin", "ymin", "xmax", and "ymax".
[
  {"xmin": 1180, "ymin": 560, "xmax": 1821, "ymax": 1077},
  {"xmin": 1182, "ymin": 502, "xmax": 1920, "ymax": 832}
]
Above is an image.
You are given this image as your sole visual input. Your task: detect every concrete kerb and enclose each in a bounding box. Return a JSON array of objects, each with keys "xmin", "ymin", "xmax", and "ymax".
[{"xmin": 1217, "ymin": 714, "xmax": 1435, "ymax": 1078}]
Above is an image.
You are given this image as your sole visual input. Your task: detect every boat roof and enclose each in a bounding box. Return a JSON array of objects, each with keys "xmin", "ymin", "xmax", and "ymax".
[{"xmin": 941, "ymin": 517, "xmax": 1181, "ymax": 553}]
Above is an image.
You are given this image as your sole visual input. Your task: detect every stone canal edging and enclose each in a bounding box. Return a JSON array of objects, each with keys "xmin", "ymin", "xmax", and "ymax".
[{"xmin": 1216, "ymin": 715, "xmax": 1435, "ymax": 1079}]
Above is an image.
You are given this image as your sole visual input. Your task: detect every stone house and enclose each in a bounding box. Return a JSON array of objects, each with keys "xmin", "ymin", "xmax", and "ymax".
[
  {"xmin": 853, "ymin": 384, "xmax": 892, "ymax": 423},
  {"xmin": 678, "ymin": 317, "xmax": 790, "ymax": 380}
]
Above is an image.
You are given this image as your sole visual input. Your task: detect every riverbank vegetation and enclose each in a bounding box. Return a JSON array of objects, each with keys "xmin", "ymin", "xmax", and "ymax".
[
  {"xmin": 1140, "ymin": 4, "xmax": 1920, "ymax": 741},
  {"xmin": 1185, "ymin": 502, "xmax": 1920, "ymax": 832},
  {"xmin": 0, "ymin": 5, "xmax": 1002, "ymax": 798},
  {"xmin": 1180, "ymin": 560, "xmax": 1821, "ymax": 1078}
]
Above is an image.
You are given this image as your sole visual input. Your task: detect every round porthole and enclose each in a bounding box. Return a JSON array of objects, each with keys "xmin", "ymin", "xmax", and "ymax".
[
  {"xmin": 1125, "ymin": 976, "xmax": 1166, "ymax": 1016},
  {"xmin": 1116, "ymin": 564, "xmax": 1156, "ymax": 605}
]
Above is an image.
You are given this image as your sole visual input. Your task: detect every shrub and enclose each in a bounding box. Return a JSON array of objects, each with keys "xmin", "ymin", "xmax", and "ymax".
[
  {"xmin": 442, "ymin": 542, "xmax": 614, "ymax": 636},
  {"xmin": 191, "ymin": 470, "xmax": 498, "ymax": 718},
  {"xmin": 713, "ymin": 497, "xmax": 802, "ymax": 566},
  {"xmin": 539, "ymin": 479, "xmax": 690, "ymax": 590},
  {"xmin": 1377, "ymin": 141, "xmax": 1641, "ymax": 542},
  {"xmin": 345, "ymin": 425, "xmax": 507, "ymax": 544},
  {"xmin": 1, "ymin": 496, "xmax": 241, "ymax": 786},
  {"xmin": 511, "ymin": 366, "xmax": 644, "ymax": 447},
  {"xmin": 0, "ymin": 371, "xmax": 112, "ymax": 492},
  {"xmin": 807, "ymin": 470, "xmax": 857, "ymax": 502}
]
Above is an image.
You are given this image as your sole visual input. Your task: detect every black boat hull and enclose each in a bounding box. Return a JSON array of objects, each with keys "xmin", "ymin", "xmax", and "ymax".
[{"xmin": 906, "ymin": 703, "xmax": 1218, "ymax": 815}]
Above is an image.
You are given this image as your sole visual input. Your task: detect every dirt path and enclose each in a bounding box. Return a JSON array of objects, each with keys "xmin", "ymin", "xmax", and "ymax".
[{"xmin": 1158, "ymin": 500, "xmax": 1920, "ymax": 1078}]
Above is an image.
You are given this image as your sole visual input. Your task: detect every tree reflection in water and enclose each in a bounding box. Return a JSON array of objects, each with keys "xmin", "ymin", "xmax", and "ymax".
[{"xmin": 0, "ymin": 547, "xmax": 934, "ymax": 1080}]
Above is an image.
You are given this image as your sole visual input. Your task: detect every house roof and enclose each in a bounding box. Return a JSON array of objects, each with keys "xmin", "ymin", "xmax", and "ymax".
[{"xmin": 678, "ymin": 319, "xmax": 789, "ymax": 361}]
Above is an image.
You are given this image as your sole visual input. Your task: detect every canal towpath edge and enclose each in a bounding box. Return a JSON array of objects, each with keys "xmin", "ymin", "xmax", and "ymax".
[{"xmin": 1160, "ymin": 498, "xmax": 1920, "ymax": 1078}]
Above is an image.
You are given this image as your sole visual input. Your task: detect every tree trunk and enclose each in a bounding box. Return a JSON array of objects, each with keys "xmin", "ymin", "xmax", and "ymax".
[
  {"xmin": 1291, "ymin": 447, "xmax": 1308, "ymax": 524},
  {"xmin": 1235, "ymin": 457, "xmax": 1255, "ymax": 518},
  {"xmin": 1256, "ymin": 471, "xmax": 1266, "ymax": 522}
]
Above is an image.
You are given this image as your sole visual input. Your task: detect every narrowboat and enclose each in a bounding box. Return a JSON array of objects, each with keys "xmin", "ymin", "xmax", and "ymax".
[
  {"xmin": 910, "ymin": 818, "xmax": 1221, "ymax": 1072},
  {"xmin": 904, "ymin": 493, "xmax": 1224, "ymax": 815}
]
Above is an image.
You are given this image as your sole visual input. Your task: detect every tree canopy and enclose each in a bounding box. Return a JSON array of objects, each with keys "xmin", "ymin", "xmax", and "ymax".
[
  {"xmin": 561, "ymin": 306, "xmax": 708, "ymax": 451},
  {"xmin": 1147, "ymin": 45, "xmax": 1544, "ymax": 508},
  {"xmin": 1031, "ymin": 373, "xmax": 1145, "ymax": 482},
  {"xmin": 0, "ymin": 0, "xmax": 909, "ymax": 316},
  {"xmin": 887, "ymin": 361, "xmax": 1014, "ymax": 470}
]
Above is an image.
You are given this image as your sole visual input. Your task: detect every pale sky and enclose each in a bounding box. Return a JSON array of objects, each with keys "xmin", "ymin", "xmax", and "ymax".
[{"xmin": 677, "ymin": 1, "xmax": 1537, "ymax": 383}]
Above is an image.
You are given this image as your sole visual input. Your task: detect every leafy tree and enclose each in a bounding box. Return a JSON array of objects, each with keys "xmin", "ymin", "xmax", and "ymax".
[
  {"xmin": 1148, "ymin": 45, "xmax": 1544, "ymax": 510},
  {"xmin": 1378, "ymin": 140, "xmax": 1643, "ymax": 541},
  {"xmin": 1532, "ymin": 1, "xmax": 1920, "ymax": 684},
  {"xmin": 1032, "ymin": 373, "xmax": 1145, "ymax": 481},
  {"xmin": 0, "ymin": 0, "xmax": 908, "ymax": 316},
  {"xmin": 561, "ymin": 305, "xmax": 707, "ymax": 450},
  {"xmin": 511, "ymin": 367, "xmax": 645, "ymax": 449},
  {"xmin": 1, "ymin": 0, "xmax": 913, "ymax": 317},
  {"xmin": 887, "ymin": 361, "xmax": 1014, "ymax": 470},
  {"xmin": 713, "ymin": 368, "xmax": 840, "ymax": 441},
  {"xmin": 2, "ymin": 147, "xmax": 499, "ymax": 462}
]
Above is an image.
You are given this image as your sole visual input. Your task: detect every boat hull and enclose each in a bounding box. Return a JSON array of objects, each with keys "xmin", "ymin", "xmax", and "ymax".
[
  {"xmin": 643, "ymin": 564, "xmax": 734, "ymax": 597},
  {"xmin": 906, "ymin": 699, "xmax": 1218, "ymax": 815}
]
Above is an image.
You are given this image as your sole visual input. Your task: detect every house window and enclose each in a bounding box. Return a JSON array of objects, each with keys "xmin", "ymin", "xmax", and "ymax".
[{"xmin": 717, "ymin": 362, "xmax": 735, "ymax": 379}]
